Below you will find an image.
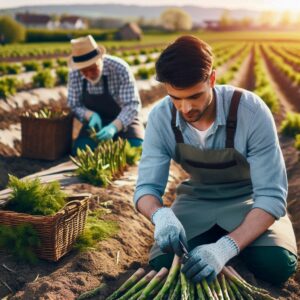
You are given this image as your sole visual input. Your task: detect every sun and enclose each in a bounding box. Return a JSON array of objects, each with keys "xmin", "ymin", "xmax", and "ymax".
[{"xmin": 270, "ymin": 0, "xmax": 300, "ymax": 11}]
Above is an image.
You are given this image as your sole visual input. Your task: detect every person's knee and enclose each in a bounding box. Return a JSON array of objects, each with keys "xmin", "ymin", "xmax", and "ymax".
[
  {"xmin": 241, "ymin": 246, "xmax": 298, "ymax": 285},
  {"xmin": 149, "ymin": 254, "xmax": 174, "ymax": 272}
]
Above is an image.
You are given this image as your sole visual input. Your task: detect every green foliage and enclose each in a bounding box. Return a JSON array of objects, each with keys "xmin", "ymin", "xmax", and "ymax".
[
  {"xmin": 56, "ymin": 67, "xmax": 69, "ymax": 85},
  {"xmin": 42, "ymin": 59, "xmax": 55, "ymax": 68},
  {"xmin": 70, "ymin": 138, "xmax": 142, "ymax": 186},
  {"xmin": 280, "ymin": 112, "xmax": 300, "ymax": 137},
  {"xmin": 0, "ymin": 16, "xmax": 26, "ymax": 43},
  {"xmin": 253, "ymin": 45, "xmax": 279, "ymax": 113},
  {"xmin": 125, "ymin": 144, "xmax": 142, "ymax": 165},
  {"xmin": 33, "ymin": 69, "xmax": 55, "ymax": 88},
  {"xmin": 0, "ymin": 77, "xmax": 19, "ymax": 99},
  {"xmin": 6, "ymin": 175, "xmax": 67, "ymax": 216},
  {"xmin": 6, "ymin": 63, "xmax": 22, "ymax": 74},
  {"xmin": 22, "ymin": 107, "xmax": 69, "ymax": 119},
  {"xmin": 57, "ymin": 58, "xmax": 68, "ymax": 66},
  {"xmin": 74, "ymin": 208, "xmax": 118, "ymax": 251},
  {"xmin": 0, "ymin": 63, "xmax": 7, "ymax": 75},
  {"xmin": 295, "ymin": 134, "xmax": 300, "ymax": 151},
  {"xmin": 23, "ymin": 61, "xmax": 41, "ymax": 72},
  {"xmin": 132, "ymin": 57, "xmax": 141, "ymax": 65},
  {"xmin": 160, "ymin": 7, "xmax": 192, "ymax": 31},
  {"xmin": 136, "ymin": 67, "xmax": 155, "ymax": 79},
  {"xmin": 26, "ymin": 28, "xmax": 116, "ymax": 43},
  {"xmin": 0, "ymin": 223, "xmax": 40, "ymax": 263}
]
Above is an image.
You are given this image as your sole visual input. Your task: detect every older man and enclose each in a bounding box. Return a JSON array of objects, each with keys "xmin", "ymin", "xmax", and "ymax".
[{"xmin": 67, "ymin": 35, "xmax": 144, "ymax": 153}]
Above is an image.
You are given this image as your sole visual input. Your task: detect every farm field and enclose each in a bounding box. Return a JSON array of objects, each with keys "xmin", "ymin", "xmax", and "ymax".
[{"xmin": 0, "ymin": 31, "xmax": 300, "ymax": 299}]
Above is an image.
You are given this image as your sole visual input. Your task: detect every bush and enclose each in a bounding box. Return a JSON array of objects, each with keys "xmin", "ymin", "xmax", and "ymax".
[
  {"xmin": 6, "ymin": 64, "xmax": 22, "ymax": 74},
  {"xmin": 136, "ymin": 67, "xmax": 151, "ymax": 79},
  {"xmin": 0, "ymin": 16, "xmax": 26, "ymax": 43},
  {"xmin": 57, "ymin": 58, "xmax": 68, "ymax": 66},
  {"xmin": 26, "ymin": 28, "xmax": 116, "ymax": 43},
  {"xmin": 0, "ymin": 77, "xmax": 19, "ymax": 98},
  {"xmin": 132, "ymin": 57, "xmax": 141, "ymax": 65},
  {"xmin": 33, "ymin": 69, "xmax": 55, "ymax": 88},
  {"xmin": 56, "ymin": 67, "xmax": 69, "ymax": 85},
  {"xmin": 280, "ymin": 112, "xmax": 300, "ymax": 138},
  {"xmin": 23, "ymin": 61, "xmax": 41, "ymax": 72},
  {"xmin": 42, "ymin": 59, "xmax": 55, "ymax": 69},
  {"xmin": 0, "ymin": 63, "xmax": 8, "ymax": 75},
  {"xmin": 6, "ymin": 175, "xmax": 66, "ymax": 216}
]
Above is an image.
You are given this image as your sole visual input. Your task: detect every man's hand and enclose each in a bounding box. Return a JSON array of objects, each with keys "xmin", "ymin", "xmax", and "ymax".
[
  {"xmin": 182, "ymin": 236, "xmax": 239, "ymax": 283},
  {"xmin": 96, "ymin": 123, "xmax": 117, "ymax": 141},
  {"xmin": 152, "ymin": 207, "xmax": 188, "ymax": 257},
  {"xmin": 88, "ymin": 112, "xmax": 102, "ymax": 131}
]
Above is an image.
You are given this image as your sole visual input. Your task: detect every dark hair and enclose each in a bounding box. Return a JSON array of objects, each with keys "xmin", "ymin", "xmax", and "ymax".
[{"xmin": 155, "ymin": 35, "xmax": 213, "ymax": 88}]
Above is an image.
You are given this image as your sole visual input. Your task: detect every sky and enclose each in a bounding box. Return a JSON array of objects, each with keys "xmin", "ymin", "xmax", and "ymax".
[{"xmin": 1, "ymin": 0, "xmax": 300, "ymax": 11}]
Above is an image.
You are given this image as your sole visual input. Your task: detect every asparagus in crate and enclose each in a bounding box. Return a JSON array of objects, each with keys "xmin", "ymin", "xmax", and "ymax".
[{"xmin": 22, "ymin": 108, "xmax": 69, "ymax": 119}]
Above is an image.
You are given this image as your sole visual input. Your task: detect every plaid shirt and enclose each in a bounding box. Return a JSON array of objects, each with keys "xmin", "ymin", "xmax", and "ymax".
[{"xmin": 67, "ymin": 55, "xmax": 141, "ymax": 128}]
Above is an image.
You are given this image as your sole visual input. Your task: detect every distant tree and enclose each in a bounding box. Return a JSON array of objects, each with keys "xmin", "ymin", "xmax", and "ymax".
[
  {"xmin": 240, "ymin": 17, "xmax": 253, "ymax": 28},
  {"xmin": 259, "ymin": 11, "xmax": 276, "ymax": 27},
  {"xmin": 219, "ymin": 10, "xmax": 233, "ymax": 28},
  {"xmin": 0, "ymin": 16, "xmax": 26, "ymax": 44},
  {"xmin": 160, "ymin": 8, "xmax": 192, "ymax": 31},
  {"xmin": 280, "ymin": 11, "xmax": 292, "ymax": 27}
]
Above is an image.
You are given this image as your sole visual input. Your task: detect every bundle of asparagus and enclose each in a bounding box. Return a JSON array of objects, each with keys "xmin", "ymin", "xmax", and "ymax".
[{"xmin": 104, "ymin": 255, "xmax": 277, "ymax": 300}]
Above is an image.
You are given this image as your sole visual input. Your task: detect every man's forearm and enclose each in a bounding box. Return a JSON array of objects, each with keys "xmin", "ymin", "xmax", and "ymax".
[
  {"xmin": 228, "ymin": 208, "xmax": 275, "ymax": 250},
  {"xmin": 136, "ymin": 195, "xmax": 162, "ymax": 220}
]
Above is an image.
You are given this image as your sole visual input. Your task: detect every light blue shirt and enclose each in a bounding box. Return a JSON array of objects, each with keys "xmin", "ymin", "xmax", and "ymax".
[{"xmin": 134, "ymin": 85, "xmax": 287, "ymax": 220}]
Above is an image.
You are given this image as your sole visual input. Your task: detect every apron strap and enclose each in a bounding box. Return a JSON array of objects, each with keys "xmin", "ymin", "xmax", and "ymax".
[
  {"xmin": 171, "ymin": 105, "xmax": 184, "ymax": 143},
  {"xmin": 226, "ymin": 89, "xmax": 242, "ymax": 148},
  {"xmin": 80, "ymin": 78, "xmax": 88, "ymax": 104},
  {"xmin": 102, "ymin": 75, "xmax": 110, "ymax": 94}
]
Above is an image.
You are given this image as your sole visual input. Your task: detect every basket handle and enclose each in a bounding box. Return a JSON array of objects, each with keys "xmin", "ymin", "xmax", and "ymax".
[{"xmin": 62, "ymin": 200, "xmax": 84, "ymax": 222}]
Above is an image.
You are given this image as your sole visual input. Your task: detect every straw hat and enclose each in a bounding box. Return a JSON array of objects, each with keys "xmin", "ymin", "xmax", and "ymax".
[{"xmin": 68, "ymin": 35, "xmax": 105, "ymax": 70}]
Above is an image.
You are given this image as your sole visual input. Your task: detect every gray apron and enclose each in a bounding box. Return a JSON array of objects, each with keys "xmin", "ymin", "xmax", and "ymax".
[
  {"xmin": 150, "ymin": 90, "xmax": 297, "ymax": 261},
  {"xmin": 79, "ymin": 76, "xmax": 145, "ymax": 140}
]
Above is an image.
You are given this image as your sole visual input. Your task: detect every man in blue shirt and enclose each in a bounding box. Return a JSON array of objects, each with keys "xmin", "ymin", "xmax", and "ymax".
[
  {"xmin": 134, "ymin": 35, "xmax": 297, "ymax": 284},
  {"xmin": 67, "ymin": 35, "xmax": 144, "ymax": 154}
]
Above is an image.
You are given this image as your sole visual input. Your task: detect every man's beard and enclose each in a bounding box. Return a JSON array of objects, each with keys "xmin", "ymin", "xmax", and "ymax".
[
  {"xmin": 87, "ymin": 73, "xmax": 101, "ymax": 85},
  {"xmin": 86, "ymin": 60, "xmax": 103, "ymax": 85},
  {"xmin": 181, "ymin": 93, "xmax": 214, "ymax": 123}
]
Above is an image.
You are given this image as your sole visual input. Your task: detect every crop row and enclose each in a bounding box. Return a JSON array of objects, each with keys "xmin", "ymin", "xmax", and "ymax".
[
  {"xmin": 217, "ymin": 44, "xmax": 252, "ymax": 84},
  {"xmin": 261, "ymin": 44, "xmax": 300, "ymax": 86}
]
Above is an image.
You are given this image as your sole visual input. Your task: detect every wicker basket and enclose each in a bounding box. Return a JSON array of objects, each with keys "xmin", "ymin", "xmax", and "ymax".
[
  {"xmin": 0, "ymin": 194, "xmax": 90, "ymax": 261},
  {"xmin": 20, "ymin": 113, "xmax": 73, "ymax": 161}
]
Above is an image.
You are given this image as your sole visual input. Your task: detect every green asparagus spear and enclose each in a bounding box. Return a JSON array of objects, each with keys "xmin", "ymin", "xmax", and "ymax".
[{"xmin": 105, "ymin": 268, "xmax": 146, "ymax": 300}]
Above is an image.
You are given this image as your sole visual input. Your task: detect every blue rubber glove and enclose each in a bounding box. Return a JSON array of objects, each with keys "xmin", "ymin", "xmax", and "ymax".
[
  {"xmin": 182, "ymin": 236, "xmax": 239, "ymax": 283},
  {"xmin": 96, "ymin": 123, "xmax": 118, "ymax": 141},
  {"xmin": 88, "ymin": 112, "xmax": 102, "ymax": 131},
  {"xmin": 152, "ymin": 207, "xmax": 188, "ymax": 257}
]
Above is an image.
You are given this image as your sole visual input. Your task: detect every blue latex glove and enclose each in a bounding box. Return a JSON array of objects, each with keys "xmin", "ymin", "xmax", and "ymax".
[
  {"xmin": 96, "ymin": 123, "xmax": 118, "ymax": 141},
  {"xmin": 88, "ymin": 112, "xmax": 102, "ymax": 131},
  {"xmin": 152, "ymin": 207, "xmax": 188, "ymax": 257},
  {"xmin": 182, "ymin": 236, "xmax": 239, "ymax": 283}
]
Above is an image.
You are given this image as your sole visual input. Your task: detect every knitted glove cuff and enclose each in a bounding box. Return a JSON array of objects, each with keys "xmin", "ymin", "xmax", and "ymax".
[
  {"xmin": 216, "ymin": 235, "xmax": 240, "ymax": 263},
  {"xmin": 151, "ymin": 206, "xmax": 168, "ymax": 225}
]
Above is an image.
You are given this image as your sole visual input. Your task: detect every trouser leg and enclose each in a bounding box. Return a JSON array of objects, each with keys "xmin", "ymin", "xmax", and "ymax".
[{"xmin": 240, "ymin": 246, "xmax": 298, "ymax": 285}]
